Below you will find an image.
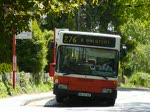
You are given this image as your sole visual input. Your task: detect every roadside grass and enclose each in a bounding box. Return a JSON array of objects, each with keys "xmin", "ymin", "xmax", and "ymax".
[
  {"xmin": 119, "ymin": 72, "xmax": 150, "ymax": 89},
  {"xmin": 0, "ymin": 73, "xmax": 53, "ymax": 98}
]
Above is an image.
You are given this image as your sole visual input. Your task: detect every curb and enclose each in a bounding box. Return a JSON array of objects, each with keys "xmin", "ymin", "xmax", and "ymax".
[
  {"xmin": 118, "ymin": 87, "xmax": 150, "ymax": 91},
  {"xmin": 22, "ymin": 96, "xmax": 53, "ymax": 106},
  {"xmin": 21, "ymin": 92, "xmax": 54, "ymax": 106}
]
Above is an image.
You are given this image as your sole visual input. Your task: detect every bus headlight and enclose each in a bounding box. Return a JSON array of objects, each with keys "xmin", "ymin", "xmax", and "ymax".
[
  {"xmin": 54, "ymin": 79, "xmax": 59, "ymax": 84},
  {"xmin": 54, "ymin": 75, "xmax": 59, "ymax": 84},
  {"xmin": 102, "ymin": 88, "xmax": 112, "ymax": 93},
  {"xmin": 58, "ymin": 84, "xmax": 68, "ymax": 89}
]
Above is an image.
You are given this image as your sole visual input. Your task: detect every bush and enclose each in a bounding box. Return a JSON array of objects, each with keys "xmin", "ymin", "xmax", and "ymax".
[
  {"xmin": 0, "ymin": 72, "xmax": 53, "ymax": 98},
  {"xmin": 19, "ymin": 72, "xmax": 30, "ymax": 93},
  {"xmin": 0, "ymin": 63, "xmax": 12, "ymax": 75},
  {"xmin": 0, "ymin": 75, "xmax": 22, "ymax": 97},
  {"xmin": 0, "ymin": 80, "xmax": 8, "ymax": 98},
  {"xmin": 129, "ymin": 72, "xmax": 150, "ymax": 88}
]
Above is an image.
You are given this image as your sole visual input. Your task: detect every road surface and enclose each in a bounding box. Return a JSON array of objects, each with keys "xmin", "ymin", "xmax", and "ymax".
[
  {"xmin": 27, "ymin": 88, "xmax": 150, "ymax": 112},
  {"xmin": 0, "ymin": 88, "xmax": 150, "ymax": 112}
]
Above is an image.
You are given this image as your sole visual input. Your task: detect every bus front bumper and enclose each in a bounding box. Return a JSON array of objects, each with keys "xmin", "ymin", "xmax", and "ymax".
[{"xmin": 53, "ymin": 84, "xmax": 117, "ymax": 100}]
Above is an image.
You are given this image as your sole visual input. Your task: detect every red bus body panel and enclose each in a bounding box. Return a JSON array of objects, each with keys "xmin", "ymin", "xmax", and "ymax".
[{"xmin": 57, "ymin": 76, "xmax": 117, "ymax": 93}]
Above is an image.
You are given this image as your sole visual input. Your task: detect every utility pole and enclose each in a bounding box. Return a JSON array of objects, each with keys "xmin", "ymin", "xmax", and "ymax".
[{"xmin": 12, "ymin": 30, "xmax": 16, "ymax": 89}]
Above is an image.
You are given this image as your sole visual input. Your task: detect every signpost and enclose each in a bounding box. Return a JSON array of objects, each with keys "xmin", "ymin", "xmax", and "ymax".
[
  {"xmin": 12, "ymin": 32, "xmax": 16, "ymax": 89},
  {"xmin": 12, "ymin": 22, "xmax": 32, "ymax": 89},
  {"xmin": 16, "ymin": 31, "xmax": 32, "ymax": 39}
]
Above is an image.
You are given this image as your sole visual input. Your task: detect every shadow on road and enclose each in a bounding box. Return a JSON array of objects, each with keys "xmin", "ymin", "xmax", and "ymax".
[
  {"xmin": 44, "ymin": 97, "xmax": 112, "ymax": 107},
  {"xmin": 44, "ymin": 98, "xmax": 150, "ymax": 112}
]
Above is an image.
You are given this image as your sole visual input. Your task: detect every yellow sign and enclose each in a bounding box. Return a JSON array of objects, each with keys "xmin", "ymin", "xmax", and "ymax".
[{"xmin": 63, "ymin": 34, "xmax": 115, "ymax": 47}]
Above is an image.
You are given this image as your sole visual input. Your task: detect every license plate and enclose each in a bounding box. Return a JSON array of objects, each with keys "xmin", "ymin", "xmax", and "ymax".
[{"xmin": 78, "ymin": 92, "xmax": 91, "ymax": 97}]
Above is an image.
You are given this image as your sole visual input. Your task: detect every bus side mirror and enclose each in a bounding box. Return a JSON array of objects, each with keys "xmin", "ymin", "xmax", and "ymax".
[
  {"xmin": 49, "ymin": 41, "xmax": 55, "ymax": 49},
  {"xmin": 49, "ymin": 63, "xmax": 55, "ymax": 77},
  {"xmin": 121, "ymin": 44, "xmax": 127, "ymax": 56}
]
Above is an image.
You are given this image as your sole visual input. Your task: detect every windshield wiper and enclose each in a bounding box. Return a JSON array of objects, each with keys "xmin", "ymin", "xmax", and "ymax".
[
  {"xmin": 63, "ymin": 73, "xmax": 72, "ymax": 75},
  {"xmin": 101, "ymin": 76, "xmax": 108, "ymax": 80}
]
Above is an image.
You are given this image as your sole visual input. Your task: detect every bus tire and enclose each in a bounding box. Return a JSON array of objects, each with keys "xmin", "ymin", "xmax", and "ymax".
[
  {"xmin": 107, "ymin": 99, "xmax": 115, "ymax": 106},
  {"xmin": 56, "ymin": 95, "xmax": 64, "ymax": 103}
]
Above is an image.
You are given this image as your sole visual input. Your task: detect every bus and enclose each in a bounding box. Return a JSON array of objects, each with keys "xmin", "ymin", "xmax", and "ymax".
[{"xmin": 49, "ymin": 28, "xmax": 122, "ymax": 106}]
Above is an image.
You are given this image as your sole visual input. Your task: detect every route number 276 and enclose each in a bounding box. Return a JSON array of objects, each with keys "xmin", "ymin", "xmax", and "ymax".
[{"xmin": 63, "ymin": 36, "xmax": 77, "ymax": 44}]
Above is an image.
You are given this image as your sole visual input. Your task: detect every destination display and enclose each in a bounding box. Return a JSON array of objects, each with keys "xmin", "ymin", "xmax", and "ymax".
[{"xmin": 63, "ymin": 34, "xmax": 116, "ymax": 47}]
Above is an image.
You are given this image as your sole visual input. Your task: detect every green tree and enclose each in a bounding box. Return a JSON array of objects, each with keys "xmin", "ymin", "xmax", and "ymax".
[
  {"xmin": 17, "ymin": 20, "xmax": 48, "ymax": 84},
  {"xmin": 42, "ymin": 29, "xmax": 54, "ymax": 72},
  {"xmin": 0, "ymin": 0, "xmax": 87, "ymax": 65},
  {"xmin": 0, "ymin": 36, "xmax": 11, "ymax": 63},
  {"xmin": 77, "ymin": 0, "xmax": 122, "ymax": 32},
  {"xmin": 0, "ymin": 0, "xmax": 91, "ymax": 36},
  {"xmin": 119, "ymin": 15, "xmax": 150, "ymax": 75},
  {"xmin": 40, "ymin": 14, "xmax": 76, "ymax": 31}
]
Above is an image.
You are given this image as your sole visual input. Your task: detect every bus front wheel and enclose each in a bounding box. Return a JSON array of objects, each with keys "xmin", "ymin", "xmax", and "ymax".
[
  {"xmin": 56, "ymin": 95, "xmax": 64, "ymax": 103},
  {"xmin": 107, "ymin": 99, "xmax": 115, "ymax": 106}
]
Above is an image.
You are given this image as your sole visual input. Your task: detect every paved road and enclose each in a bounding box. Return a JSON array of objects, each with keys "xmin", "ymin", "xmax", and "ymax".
[
  {"xmin": 28, "ymin": 88, "xmax": 150, "ymax": 112},
  {"xmin": 0, "ymin": 88, "xmax": 150, "ymax": 112}
]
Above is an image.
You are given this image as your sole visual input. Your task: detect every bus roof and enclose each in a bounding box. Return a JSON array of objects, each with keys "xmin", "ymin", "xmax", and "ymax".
[{"xmin": 59, "ymin": 30, "xmax": 121, "ymax": 39}]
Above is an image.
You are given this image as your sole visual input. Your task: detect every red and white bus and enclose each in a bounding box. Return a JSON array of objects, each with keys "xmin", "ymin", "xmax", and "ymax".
[{"xmin": 49, "ymin": 28, "xmax": 121, "ymax": 106}]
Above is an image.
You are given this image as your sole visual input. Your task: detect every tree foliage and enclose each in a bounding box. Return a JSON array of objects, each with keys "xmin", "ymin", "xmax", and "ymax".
[
  {"xmin": 40, "ymin": 14, "xmax": 76, "ymax": 31},
  {"xmin": 0, "ymin": 36, "xmax": 11, "ymax": 63},
  {"xmin": 120, "ymin": 15, "xmax": 150, "ymax": 75},
  {"xmin": 0, "ymin": 63, "xmax": 12, "ymax": 75},
  {"xmin": 129, "ymin": 72, "xmax": 150, "ymax": 88},
  {"xmin": 0, "ymin": 0, "xmax": 95, "ymax": 65},
  {"xmin": 0, "ymin": 0, "xmax": 98, "ymax": 36},
  {"xmin": 17, "ymin": 20, "xmax": 48, "ymax": 74},
  {"xmin": 78, "ymin": 0, "xmax": 122, "ymax": 32}
]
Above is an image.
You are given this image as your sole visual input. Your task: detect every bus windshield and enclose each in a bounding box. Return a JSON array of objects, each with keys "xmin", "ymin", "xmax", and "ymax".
[{"xmin": 56, "ymin": 45, "xmax": 119, "ymax": 77}]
